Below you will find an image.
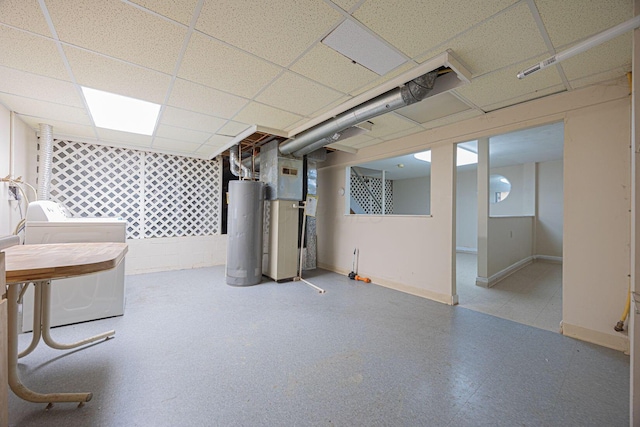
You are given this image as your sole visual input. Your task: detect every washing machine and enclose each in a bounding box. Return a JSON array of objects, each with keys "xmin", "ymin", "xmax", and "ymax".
[{"xmin": 21, "ymin": 201, "xmax": 127, "ymax": 332}]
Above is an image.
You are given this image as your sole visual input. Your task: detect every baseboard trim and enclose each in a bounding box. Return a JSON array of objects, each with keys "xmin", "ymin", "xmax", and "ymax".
[
  {"xmin": 476, "ymin": 256, "xmax": 534, "ymax": 288},
  {"xmin": 562, "ymin": 322, "xmax": 629, "ymax": 352},
  {"xmin": 456, "ymin": 246, "xmax": 477, "ymax": 254},
  {"xmin": 534, "ymin": 255, "xmax": 563, "ymax": 264},
  {"xmin": 318, "ymin": 263, "xmax": 457, "ymax": 305}
]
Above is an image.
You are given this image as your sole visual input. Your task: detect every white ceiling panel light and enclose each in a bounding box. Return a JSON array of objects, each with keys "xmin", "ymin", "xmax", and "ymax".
[
  {"xmin": 82, "ymin": 86, "xmax": 161, "ymax": 135},
  {"xmin": 414, "ymin": 145, "xmax": 478, "ymax": 166},
  {"xmin": 322, "ymin": 19, "xmax": 407, "ymax": 75}
]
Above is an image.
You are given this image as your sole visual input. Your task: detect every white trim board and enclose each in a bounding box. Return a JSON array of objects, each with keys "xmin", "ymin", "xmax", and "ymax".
[
  {"xmin": 476, "ymin": 256, "xmax": 534, "ymax": 288},
  {"xmin": 456, "ymin": 247, "xmax": 478, "ymax": 254},
  {"xmin": 534, "ymin": 255, "xmax": 563, "ymax": 264}
]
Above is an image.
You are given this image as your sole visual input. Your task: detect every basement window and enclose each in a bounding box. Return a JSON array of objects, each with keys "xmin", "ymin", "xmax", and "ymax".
[{"xmin": 346, "ymin": 150, "xmax": 432, "ymax": 216}]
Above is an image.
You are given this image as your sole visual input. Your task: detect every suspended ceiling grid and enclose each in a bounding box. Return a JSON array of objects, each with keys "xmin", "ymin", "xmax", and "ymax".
[{"xmin": 0, "ymin": 0, "xmax": 632, "ymax": 159}]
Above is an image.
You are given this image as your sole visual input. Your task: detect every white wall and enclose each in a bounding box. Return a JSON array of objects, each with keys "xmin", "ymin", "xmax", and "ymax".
[
  {"xmin": 0, "ymin": 105, "xmax": 37, "ymax": 239},
  {"xmin": 125, "ymin": 235, "xmax": 227, "ymax": 275},
  {"xmin": 317, "ymin": 77, "xmax": 630, "ymax": 350},
  {"xmin": 487, "ymin": 216, "xmax": 534, "ymax": 278},
  {"xmin": 456, "ymin": 168, "xmax": 477, "ymax": 250},
  {"xmin": 536, "ymin": 160, "xmax": 563, "ymax": 258},
  {"xmin": 393, "ymin": 176, "xmax": 431, "ymax": 215}
]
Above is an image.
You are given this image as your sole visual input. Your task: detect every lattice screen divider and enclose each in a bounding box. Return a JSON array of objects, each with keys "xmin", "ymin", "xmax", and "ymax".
[
  {"xmin": 44, "ymin": 139, "xmax": 221, "ymax": 239},
  {"xmin": 349, "ymin": 173, "xmax": 393, "ymax": 215}
]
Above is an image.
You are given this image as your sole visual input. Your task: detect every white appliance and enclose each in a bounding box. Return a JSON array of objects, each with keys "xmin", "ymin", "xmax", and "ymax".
[{"xmin": 21, "ymin": 201, "xmax": 127, "ymax": 332}]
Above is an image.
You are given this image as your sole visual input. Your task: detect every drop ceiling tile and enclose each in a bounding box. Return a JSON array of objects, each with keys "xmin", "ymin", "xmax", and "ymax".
[
  {"xmin": 350, "ymin": 62, "xmax": 416, "ymax": 97},
  {"xmin": 396, "ymin": 92, "xmax": 471, "ymax": 124},
  {"xmin": 168, "ymin": 78, "xmax": 248, "ymax": 119},
  {"xmin": 256, "ymin": 72, "xmax": 343, "ymax": 116},
  {"xmin": 234, "ymin": 102, "xmax": 303, "ymax": 130},
  {"xmin": 178, "ymin": 33, "xmax": 282, "ymax": 99},
  {"xmin": 352, "ymin": 137, "xmax": 384, "ymax": 150},
  {"xmin": 97, "ymin": 128, "xmax": 153, "ymax": 146},
  {"xmin": 0, "ymin": 66, "xmax": 82, "ymax": 107},
  {"xmin": 153, "ymin": 136, "xmax": 201, "ymax": 153},
  {"xmin": 46, "ymin": 0, "xmax": 187, "ymax": 74},
  {"xmin": 378, "ymin": 126, "xmax": 424, "ymax": 142},
  {"xmin": 195, "ymin": 144, "xmax": 219, "ymax": 158},
  {"xmin": 422, "ymin": 109, "xmax": 483, "ymax": 130},
  {"xmin": 64, "ymin": 46, "xmax": 171, "ymax": 104},
  {"xmin": 128, "ymin": 0, "xmax": 198, "ymax": 25},
  {"xmin": 330, "ymin": 133, "xmax": 379, "ymax": 149},
  {"xmin": 204, "ymin": 134, "xmax": 234, "ymax": 147},
  {"xmin": 291, "ymin": 44, "xmax": 379, "ymax": 94},
  {"xmin": 285, "ymin": 118, "xmax": 309, "ymax": 133},
  {"xmin": 568, "ymin": 67, "xmax": 629, "ymax": 90},
  {"xmin": 353, "ymin": 0, "xmax": 517, "ymax": 57},
  {"xmin": 155, "ymin": 123, "xmax": 212, "ymax": 144},
  {"xmin": 18, "ymin": 115, "xmax": 96, "ymax": 139},
  {"xmin": 0, "ymin": 26, "xmax": 69, "ymax": 81},
  {"xmin": 535, "ymin": 0, "xmax": 632, "ymax": 48},
  {"xmin": 367, "ymin": 113, "xmax": 420, "ymax": 139},
  {"xmin": 0, "ymin": 0, "xmax": 50, "ymax": 36},
  {"xmin": 330, "ymin": 0, "xmax": 361, "ymax": 12},
  {"xmin": 455, "ymin": 55, "xmax": 563, "ymax": 109},
  {"xmin": 161, "ymin": 106, "xmax": 226, "ymax": 133},
  {"xmin": 482, "ymin": 84, "xmax": 565, "ymax": 112},
  {"xmin": 0, "ymin": 93, "xmax": 90, "ymax": 124},
  {"xmin": 218, "ymin": 121, "xmax": 251, "ymax": 137},
  {"xmin": 560, "ymin": 34, "xmax": 631, "ymax": 82},
  {"xmin": 196, "ymin": 0, "xmax": 342, "ymax": 67},
  {"xmin": 416, "ymin": 3, "xmax": 546, "ymax": 76}
]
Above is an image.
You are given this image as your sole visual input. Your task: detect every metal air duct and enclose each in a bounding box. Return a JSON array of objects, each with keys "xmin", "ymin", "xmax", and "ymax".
[
  {"xmin": 278, "ymin": 70, "xmax": 439, "ymax": 158},
  {"xmin": 37, "ymin": 123, "xmax": 53, "ymax": 201}
]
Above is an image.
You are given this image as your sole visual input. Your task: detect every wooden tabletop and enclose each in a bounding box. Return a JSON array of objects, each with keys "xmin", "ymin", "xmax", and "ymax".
[{"xmin": 3, "ymin": 242, "xmax": 128, "ymax": 284}]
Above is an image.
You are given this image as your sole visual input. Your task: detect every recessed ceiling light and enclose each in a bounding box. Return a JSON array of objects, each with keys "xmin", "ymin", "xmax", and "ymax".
[
  {"xmin": 82, "ymin": 86, "xmax": 161, "ymax": 136},
  {"xmin": 413, "ymin": 146, "xmax": 478, "ymax": 166}
]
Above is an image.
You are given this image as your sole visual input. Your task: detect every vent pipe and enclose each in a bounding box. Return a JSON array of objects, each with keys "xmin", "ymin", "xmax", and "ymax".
[
  {"xmin": 278, "ymin": 70, "xmax": 439, "ymax": 157},
  {"xmin": 37, "ymin": 123, "xmax": 53, "ymax": 201}
]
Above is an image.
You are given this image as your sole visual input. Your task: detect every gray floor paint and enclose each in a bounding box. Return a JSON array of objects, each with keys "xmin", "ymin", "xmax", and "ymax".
[
  {"xmin": 8, "ymin": 267, "xmax": 629, "ymax": 426},
  {"xmin": 456, "ymin": 253, "xmax": 563, "ymax": 333}
]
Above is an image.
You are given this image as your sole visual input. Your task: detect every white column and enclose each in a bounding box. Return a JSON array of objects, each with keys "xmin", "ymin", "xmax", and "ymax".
[{"xmin": 476, "ymin": 137, "xmax": 490, "ymax": 286}]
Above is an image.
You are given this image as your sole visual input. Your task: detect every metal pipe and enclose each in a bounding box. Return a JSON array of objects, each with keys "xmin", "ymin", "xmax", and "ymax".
[
  {"xmin": 37, "ymin": 123, "xmax": 53, "ymax": 200},
  {"xmin": 279, "ymin": 70, "xmax": 438, "ymax": 157},
  {"xmin": 229, "ymin": 145, "xmax": 241, "ymax": 177}
]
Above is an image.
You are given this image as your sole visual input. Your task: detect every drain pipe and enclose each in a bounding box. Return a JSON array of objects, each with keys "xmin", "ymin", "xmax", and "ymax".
[
  {"xmin": 278, "ymin": 70, "xmax": 439, "ymax": 157},
  {"xmin": 37, "ymin": 123, "xmax": 53, "ymax": 201},
  {"xmin": 229, "ymin": 145, "xmax": 254, "ymax": 180}
]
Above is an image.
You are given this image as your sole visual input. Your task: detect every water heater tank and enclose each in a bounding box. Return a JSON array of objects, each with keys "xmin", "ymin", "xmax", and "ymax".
[{"xmin": 226, "ymin": 180, "xmax": 265, "ymax": 286}]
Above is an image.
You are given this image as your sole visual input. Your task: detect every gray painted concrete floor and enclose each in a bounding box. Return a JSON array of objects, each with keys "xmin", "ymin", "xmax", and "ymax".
[
  {"xmin": 8, "ymin": 267, "xmax": 629, "ymax": 426},
  {"xmin": 457, "ymin": 253, "xmax": 563, "ymax": 333}
]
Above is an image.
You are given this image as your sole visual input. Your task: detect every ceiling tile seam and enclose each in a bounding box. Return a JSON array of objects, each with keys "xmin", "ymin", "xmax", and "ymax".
[
  {"xmin": 388, "ymin": 111, "xmax": 427, "ymax": 129},
  {"xmin": 0, "ymin": 90, "xmax": 85, "ymax": 110},
  {"xmin": 0, "ymin": 63, "xmax": 77, "ymax": 86},
  {"xmin": 525, "ymin": 0, "xmax": 571, "ymax": 91},
  {"xmin": 338, "ymin": 16, "xmax": 412, "ymax": 63},
  {"xmin": 346, "ymin": 0, "xmax": 367, "ymax": 15},
  {"xmin": 483, "ymin": 85, "xmax": 566, "ymax": 112},
  {"xmin": 120, "ymin": 1, "xmax": 190, "ymax": 29},
  {"xmin": 408, "ymin": 0, "xmax": 529, "ymax": 71},
  {"xmin": 347, "ymin": 59, "xmax": 420, "ymax": 96},
  {"xmin": 56, "ymin": 40, "xmax": 174, "ymax": 78},
  {"xmin": 152, "ymin": 0, "xmax": 207, "ymax": 151},
  {"xmin": 15, "ymin": 112, "xmax": 90, "ymax": 126},
  {"xmin": 449, "ymin": 90, "xmax": 486, "ymax": 115},
  {"xmin": 37, "ymin": 0, "xmax": 99, "ymax": 139},
  {"xmin": 194, "ymin": 29, "xmax": 287, "ymax": 73}
]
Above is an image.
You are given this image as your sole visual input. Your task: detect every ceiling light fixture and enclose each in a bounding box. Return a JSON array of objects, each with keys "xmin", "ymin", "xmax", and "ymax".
[
  {"xmin": 413, "ymin": 146, "xmax": 478, "ymax": 166},
  {"xmin": 82, "ymin": 86, "xmax": 161, "ymax": 135}
]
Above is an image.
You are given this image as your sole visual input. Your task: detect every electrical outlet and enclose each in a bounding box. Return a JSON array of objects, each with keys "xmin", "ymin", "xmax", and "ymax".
[{"xmin": 8, "ymin": 185, "xmax": 20, "ymax": 201}]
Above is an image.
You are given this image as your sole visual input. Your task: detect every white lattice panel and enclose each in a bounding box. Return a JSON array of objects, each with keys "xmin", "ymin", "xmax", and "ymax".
[
  {"xmin": 350, "ymin": 173, "xmax": 393, "ymax": 215},
  {"xmin": 43, "ymin": 139, "xmax": 221, "ymax": 239}
]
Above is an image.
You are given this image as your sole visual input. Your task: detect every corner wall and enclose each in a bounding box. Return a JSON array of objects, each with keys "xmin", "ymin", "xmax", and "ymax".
[{"xmin": 318, "ymin": 77, "xmax": 630, "ymax": 350}]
